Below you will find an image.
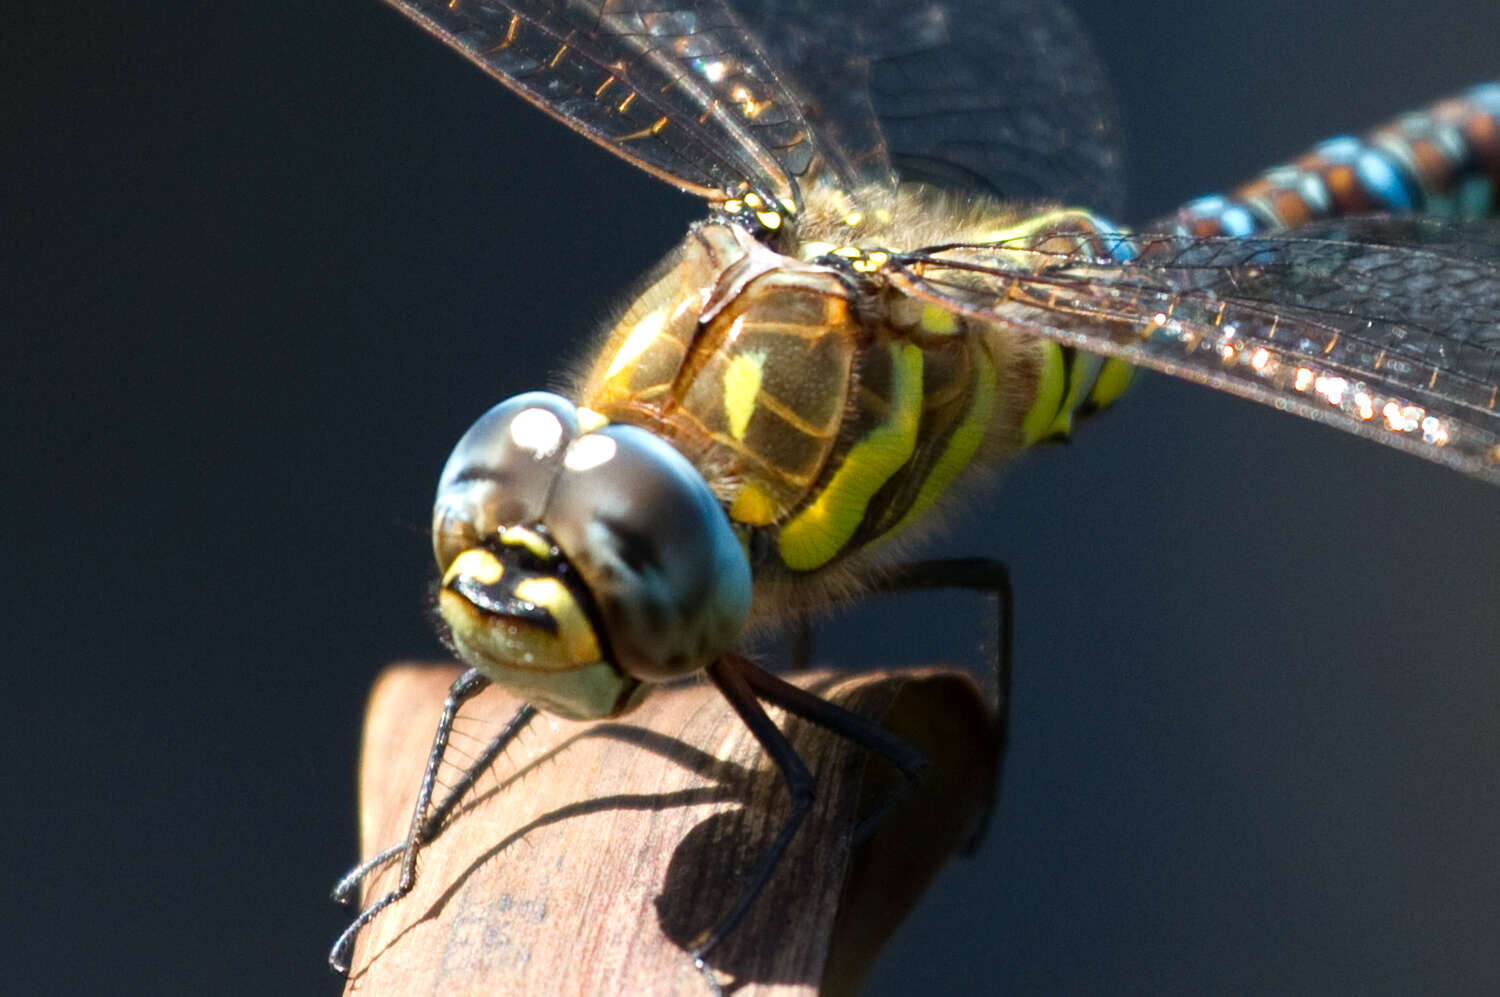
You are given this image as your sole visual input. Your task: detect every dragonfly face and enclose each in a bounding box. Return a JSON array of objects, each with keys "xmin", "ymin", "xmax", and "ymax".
[{"xmin": 432, "ymin": 391, "xmax": 752, "ymax": 718}]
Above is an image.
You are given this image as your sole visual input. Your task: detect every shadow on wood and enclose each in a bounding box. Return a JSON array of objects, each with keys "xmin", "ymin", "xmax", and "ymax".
[{"xmin": 341, "ymin": 663, "xmax": 996, "ymax": 995}]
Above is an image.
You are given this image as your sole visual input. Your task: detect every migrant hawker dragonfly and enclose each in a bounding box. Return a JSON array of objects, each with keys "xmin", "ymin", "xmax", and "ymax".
[{"xmin": 332, "ymin": 0, "xmax": 1500, "ymax": 986}]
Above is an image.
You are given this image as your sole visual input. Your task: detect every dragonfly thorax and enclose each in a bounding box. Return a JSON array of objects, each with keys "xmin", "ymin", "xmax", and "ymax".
[{"xmin": 577, "ymin": 210, "xmax": 1048, "ymax": 601}]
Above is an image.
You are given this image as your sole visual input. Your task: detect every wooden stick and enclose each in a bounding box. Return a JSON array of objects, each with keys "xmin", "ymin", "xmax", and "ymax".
[{"xmin": 342, "ymin": 663, "xmax": 996, "ymax": 995}]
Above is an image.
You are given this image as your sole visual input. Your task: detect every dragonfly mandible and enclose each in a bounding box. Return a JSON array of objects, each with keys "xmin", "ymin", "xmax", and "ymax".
[{"xmin": 331, "ymin": 0, "xmax": 1500, "ymax": 981}]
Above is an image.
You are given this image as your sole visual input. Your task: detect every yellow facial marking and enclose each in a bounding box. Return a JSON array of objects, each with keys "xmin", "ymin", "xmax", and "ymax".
[
  {"xmin": 499, "ymin": 524, "xmax": 552, "ymax": 560},
  {"xmin": 722, "ymin": 350, "xmax": 767, "ymax": 441},
  {"xmin": 755, "ymin": 210, "xmax": 782, "ymax": 230},
  {"xmin": 778, "ymin": 343, "xmax": 923, "ymax": 571},
  {"xmin": 440, "ymin": 584, "xmax": 626, "ymax": 720},
  {"xmin": 605, "ymin": 307, "xmax": 667, "ymax": 380},
  {"xmin": 443, "ymin": 547, "xmax": 503, "ymax": 587},
  {"xmin": 512, "ymin": 576, "xmax": 603, "ymax": 666}
]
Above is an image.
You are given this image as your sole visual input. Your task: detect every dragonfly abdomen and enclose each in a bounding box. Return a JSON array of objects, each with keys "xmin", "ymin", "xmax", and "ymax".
[{"xmin": 1171, "ymin": 83, "xmax": 1500, "ymax": 237}]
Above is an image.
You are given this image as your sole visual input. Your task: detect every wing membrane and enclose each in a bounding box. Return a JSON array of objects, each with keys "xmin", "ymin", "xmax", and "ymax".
[
  {"xmin": 385, "ymin": 0, "xmax": 834, "ymax": 209},
  {"xmin": 889, "ymin": 218, "xmax": 1500, "ymax": 483},
  {"xmin": 733, "ymin": 0, "xmax": 1124, "ymax": 212},
  {"xmin": 387, "ymin": 0, "xmax": 1124, "ymax": 213}
]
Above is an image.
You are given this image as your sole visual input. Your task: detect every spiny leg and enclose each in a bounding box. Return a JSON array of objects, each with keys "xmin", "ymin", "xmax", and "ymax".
[
  {"xmin": 692, "ymin": 655, "xmax": 818, "ymax": 966},
  {"xmin": 691, "ymin": 654, "xmax": 931, "ymax": 968},
  {"xmin": 330, "ymin": 698, "xmax": 538, "ymax": 905},
  {"xmin": 737, "ymin": 655, "xmax": 928, "ymax": 785},
  {"xmin": 743, "ymin": 651, "xmax": 931, "ymax": 842},
  {"xmin": 329, "ymin": 668, "xmax": 534, "ymax": 973}
]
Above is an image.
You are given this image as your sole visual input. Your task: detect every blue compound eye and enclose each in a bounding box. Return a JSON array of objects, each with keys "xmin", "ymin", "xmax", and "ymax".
[
  {"xmin": 431, "ymin": 392, "xmax": 581, "ymax": 571},
  {"xmin": 547, "ymin": 424, "xmax": 753, "ymax": 683},
  {"xmin": 431, "ymin": 394, "xmax": 753, "ymax": 717}
]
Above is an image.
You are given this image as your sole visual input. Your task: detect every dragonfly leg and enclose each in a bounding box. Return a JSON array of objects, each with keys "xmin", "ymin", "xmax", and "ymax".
[
  {"xmin": 690, "ymin": 654, "xmax": 929, "ymax": 969},
  {"xmin": 329, "ymin": 695, "xmax": 542, "ymax": 907},
  {"xmin": 735, "ymin": 655, "xmax": 928, "ymax": 786},
  {"xmin": 865, "ymin": 557, "xmax": 1012, "ymax": 731},
  {"xmin": 328, "ymin": 669, "xmax": 539, "ymax": 974},
  {"xmin": 863, "ymin": 557, "xmax": 1012, "ymax": 849},
  {"xmin": 691, "ymin": 655, "xmax": 816, "ymax": 969}
]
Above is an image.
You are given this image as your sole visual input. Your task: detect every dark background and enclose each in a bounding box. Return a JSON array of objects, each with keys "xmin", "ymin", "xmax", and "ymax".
[{"xmin": 7, "ymin": 1, "xmax": 1498, "ymax": 993}]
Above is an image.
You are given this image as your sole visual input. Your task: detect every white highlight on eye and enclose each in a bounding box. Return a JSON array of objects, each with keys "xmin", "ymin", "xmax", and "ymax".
[
  {"xmin": 564, "ymin": 433, "xmax": 617, "ymax": 472},
  {"xmin": 511, "ymin": 407, "xmax": 564, "ymax": 459}
]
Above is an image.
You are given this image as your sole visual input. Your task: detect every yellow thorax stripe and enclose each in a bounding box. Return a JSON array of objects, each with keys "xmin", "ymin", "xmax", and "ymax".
[
  {"xmin": 1022, "ymin": 345, "xmax": 1135, "ymax": 446},
  {"xmin": 1021, "ymin": 340, "xmax": 1067, "ymax": 445},
  {"xmin": 888, "ymin": 346, "xmax": 997, "ymax": 538},
  {"xmin": 1090, "ymin": 357, "xmax": 1135, "ymax": 407},
  {"xmin": 777, "ymin": 343, "xmax": 923, "ymax": 571}
]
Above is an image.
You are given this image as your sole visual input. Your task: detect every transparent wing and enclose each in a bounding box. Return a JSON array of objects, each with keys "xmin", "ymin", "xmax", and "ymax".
[
  {"xmin": 888, "ymin": 217, "xmax": 1500, "ymax": 484},
  {"xmin": 386, "ymin": 0, "xmax": 1124, "ymax": 215},
  {"xmin": 384, "ymin": 0, "xmax": 839, "ymax": 210},
  {"xmin": 732, "ymin": 0, "xmax": 1124, "ymax": 213}
]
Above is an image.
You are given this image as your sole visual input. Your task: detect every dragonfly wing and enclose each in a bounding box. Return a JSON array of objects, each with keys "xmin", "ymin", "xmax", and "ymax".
[
  {"xmin": 385, "ymin": 0, "xmax": 1122, "ymax": 213},
  {"xmin": 733, "ymin": 0, "xmax": 1124, "ymax": 212},
  {"xmin": 890, "ymin": 218, "xmax": 1500, "ymax": 483},
  {"xmin": 384, "ymin": 0, "xmax": 844, "ymax": 210}
]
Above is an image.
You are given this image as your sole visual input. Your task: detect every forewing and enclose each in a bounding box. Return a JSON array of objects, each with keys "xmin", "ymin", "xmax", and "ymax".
[
  {"xmin": 387, "ymin": 0, "xmax": 1123, "ymax": 213},
  {"xmin": 732, "ymin": 0, "xmax": 1125, "ymax": 212},
  {"xmin": 889, "ymin": 217, "xmax": 1500, "ymax": 483},
  {"xmin": 384, "ymin": 0, "xmax": 836, "ymax": 209}
]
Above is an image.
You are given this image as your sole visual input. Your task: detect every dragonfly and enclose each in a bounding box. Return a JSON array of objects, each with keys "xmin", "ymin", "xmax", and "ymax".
[{"xmin": 330, "ymin": 0, "xmax": 1500, "ymax": 981}]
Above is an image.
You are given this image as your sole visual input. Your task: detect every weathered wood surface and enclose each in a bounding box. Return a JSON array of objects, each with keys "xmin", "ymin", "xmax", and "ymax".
[{"xmin": 342, "ymin": 663, "xmax": 996, "ymax": 995}]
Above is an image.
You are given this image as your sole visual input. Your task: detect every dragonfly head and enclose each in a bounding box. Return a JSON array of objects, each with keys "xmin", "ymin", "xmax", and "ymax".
[{"xmin": 431, "ymin": 392, "xmax": 752, "ymax": 719}]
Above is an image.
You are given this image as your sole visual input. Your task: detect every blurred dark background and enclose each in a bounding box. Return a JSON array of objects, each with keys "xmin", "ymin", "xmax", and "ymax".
[{"xmin": 7, "ymin": 1, "xmax": 1498, "ymax": 993}]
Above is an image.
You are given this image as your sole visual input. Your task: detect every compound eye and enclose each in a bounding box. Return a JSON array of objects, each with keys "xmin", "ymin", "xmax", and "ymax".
[
  {"xmin": 546, "ymin": 425, "xmax": 752, "ymax": 682},
  {"xmin": 432, "ymin": 392, "xmax": 581, "ymax": 570}
]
